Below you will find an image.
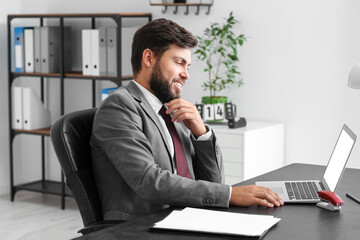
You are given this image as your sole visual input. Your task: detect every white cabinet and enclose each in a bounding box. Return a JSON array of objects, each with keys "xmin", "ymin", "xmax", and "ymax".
[{"xmin": 212, "ymin": 121, "xmax": 284, "ymax": 185}]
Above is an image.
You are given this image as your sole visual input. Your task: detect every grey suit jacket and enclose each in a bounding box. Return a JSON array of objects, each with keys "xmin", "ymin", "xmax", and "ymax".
[{"xmin": 90, "ymin": 81, "xmax": 230, "ymax": 221}]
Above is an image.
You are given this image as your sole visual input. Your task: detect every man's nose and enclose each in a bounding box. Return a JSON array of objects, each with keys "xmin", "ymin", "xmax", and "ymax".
[{"xmin": 180, "ymin": 68, "xmax": 189, "ymax": 80}]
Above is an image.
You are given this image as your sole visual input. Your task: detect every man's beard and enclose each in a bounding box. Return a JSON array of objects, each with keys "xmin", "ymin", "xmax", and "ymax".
[{"xmin": 149, "ymin": 62, "xmax": 180, "ymax": 104}]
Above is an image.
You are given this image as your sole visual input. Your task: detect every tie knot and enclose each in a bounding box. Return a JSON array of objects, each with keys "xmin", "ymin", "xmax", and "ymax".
[{"xmin": 159, "ymin": 106, "xmax": 168, "ymax": 118}]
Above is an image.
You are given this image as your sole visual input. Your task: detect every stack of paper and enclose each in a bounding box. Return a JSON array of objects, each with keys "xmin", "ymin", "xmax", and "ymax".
[{"xmin": 153, "ymin": 207, "xmax": 281, "ymax": 238}]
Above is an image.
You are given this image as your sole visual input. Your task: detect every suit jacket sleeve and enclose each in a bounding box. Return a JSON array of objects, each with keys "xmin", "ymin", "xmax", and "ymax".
[{"xmin": 191, "ymin": 128, "xmax": 225, "ymax": 184}]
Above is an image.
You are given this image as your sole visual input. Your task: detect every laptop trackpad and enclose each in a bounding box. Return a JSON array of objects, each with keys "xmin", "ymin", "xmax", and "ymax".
[{"xmin": 271, "ymin": 188, "xmax": 283, "ymax": 195}]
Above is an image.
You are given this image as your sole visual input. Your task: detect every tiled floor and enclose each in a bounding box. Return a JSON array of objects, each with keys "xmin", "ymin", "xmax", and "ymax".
[{"xmin": 0, "ymin": 191, "xmax": 83, "ymax": 240}]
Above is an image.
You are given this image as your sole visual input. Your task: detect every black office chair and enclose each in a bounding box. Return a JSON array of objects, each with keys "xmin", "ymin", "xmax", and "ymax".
[{"xmin": 50, "ymin": 108, "xmax": 122, "ymax": 235}]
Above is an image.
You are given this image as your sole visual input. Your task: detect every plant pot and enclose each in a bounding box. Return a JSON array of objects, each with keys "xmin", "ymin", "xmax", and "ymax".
[{"xmin": 201, "ymin": 96, "xmax": 227, "ymax": 122}]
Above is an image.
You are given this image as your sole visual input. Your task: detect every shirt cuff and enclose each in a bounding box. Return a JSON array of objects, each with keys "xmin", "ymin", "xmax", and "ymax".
[
  {"xmin": 228, "ymin": 186, "xmax": 232, "ymax": 204},
  {"xmin": 192, "ymin": 124, "xmax": 213, "ymax": 141}
]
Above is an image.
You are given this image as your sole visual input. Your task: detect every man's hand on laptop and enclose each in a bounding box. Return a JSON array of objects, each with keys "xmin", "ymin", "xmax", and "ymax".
[{"xmin": 230, "ymin": 185, "xmax": 284, "ymax": 207}]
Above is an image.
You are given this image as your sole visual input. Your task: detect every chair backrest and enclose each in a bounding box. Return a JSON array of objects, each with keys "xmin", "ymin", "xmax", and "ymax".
[{"xmin": 50, "ymin": 108, "xmax": 102, "ymax": 227}]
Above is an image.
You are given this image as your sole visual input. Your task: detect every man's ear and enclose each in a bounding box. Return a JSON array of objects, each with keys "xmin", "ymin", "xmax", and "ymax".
[{"xmin": 142, "ymin": 48, "xmax": 155, "ymax": 68}]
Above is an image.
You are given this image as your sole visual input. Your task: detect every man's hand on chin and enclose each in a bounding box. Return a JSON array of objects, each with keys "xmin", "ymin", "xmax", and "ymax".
[{"xmin": 165, "ymin": 98, "xmax": 207, "ymax": 138}]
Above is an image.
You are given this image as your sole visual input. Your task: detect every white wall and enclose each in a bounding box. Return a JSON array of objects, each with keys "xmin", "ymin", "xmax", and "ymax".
[
  {"xmin": 1, "ymin": 0, "xmax": 360, "ymax": 195},
  {"xmin": 155, "ymin": 0, "xmax": 360, "ymax": 169},
  {"xmin": 176, "ymin": 0, "xmax": 360, "ymax": 169}
]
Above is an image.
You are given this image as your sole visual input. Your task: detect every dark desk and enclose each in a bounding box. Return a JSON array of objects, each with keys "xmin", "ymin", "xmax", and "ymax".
[{"xmin": 76, "ymin": 163, "xmax": 360, "ymax": 239}]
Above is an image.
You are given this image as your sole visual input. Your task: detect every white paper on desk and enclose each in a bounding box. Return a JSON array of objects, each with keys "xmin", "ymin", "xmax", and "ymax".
[{"xmin": 153, "ymin": 207, "xmax": 281, "ymax": 237}]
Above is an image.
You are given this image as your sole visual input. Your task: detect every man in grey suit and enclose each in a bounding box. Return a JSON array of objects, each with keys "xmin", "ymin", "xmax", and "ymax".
[{"xmin": 91, "ymin": 18, "xmax": 283, "ymax": 221}]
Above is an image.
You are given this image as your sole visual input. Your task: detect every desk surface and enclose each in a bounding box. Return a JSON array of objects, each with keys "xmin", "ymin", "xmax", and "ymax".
[{"xmin": 75, "ymin": 163, "xmax": 360, "ymax": 240}]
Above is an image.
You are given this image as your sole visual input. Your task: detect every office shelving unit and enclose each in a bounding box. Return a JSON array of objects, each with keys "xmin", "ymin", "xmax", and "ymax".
[{"xmin": 7, "ymin": 13, "xmax": 152, "ymax": 209}]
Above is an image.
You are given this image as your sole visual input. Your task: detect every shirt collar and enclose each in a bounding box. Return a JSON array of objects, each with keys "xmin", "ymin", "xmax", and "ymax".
[{"xmin": 132, "ymin": 80, "xmax": 163, "ymax": 114}]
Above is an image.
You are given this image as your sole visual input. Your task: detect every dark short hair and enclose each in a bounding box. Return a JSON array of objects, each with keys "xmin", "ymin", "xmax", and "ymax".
[{"xmin": 131, "ymin": 18, "xmax": 198, "ymax": 76}]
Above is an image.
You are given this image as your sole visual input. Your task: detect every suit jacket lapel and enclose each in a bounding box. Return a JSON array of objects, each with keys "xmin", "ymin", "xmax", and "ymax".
[{"xmin": 125, "ymin": 81, "xmax": 173, "ymax": 164}]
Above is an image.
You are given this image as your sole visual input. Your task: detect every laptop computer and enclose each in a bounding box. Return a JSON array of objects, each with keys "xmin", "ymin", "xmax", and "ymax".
[{"xmin": 256, "ymin": 124, "xmax": 357, "ymax": 203}]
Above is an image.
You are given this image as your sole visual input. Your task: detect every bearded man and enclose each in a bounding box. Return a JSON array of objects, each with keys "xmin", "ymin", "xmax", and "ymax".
[{"xmin": 90, "ymin": 18, "xmax": 283, "ymax": 221}]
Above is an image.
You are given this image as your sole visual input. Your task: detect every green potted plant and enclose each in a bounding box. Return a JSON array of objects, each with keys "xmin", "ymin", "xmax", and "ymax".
[{"xmin": 194, "ymin": 12, "xmax": 246, "ymax": 121}]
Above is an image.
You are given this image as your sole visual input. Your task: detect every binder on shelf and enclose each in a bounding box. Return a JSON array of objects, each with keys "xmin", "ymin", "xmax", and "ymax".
[
  {"xmin": 12, "ymin": 87, "xmax": 23, "ymax": 129},
  {"xmin": 24, "ymin": 29, "xmax": 35, "ymax": 73},
  {"xmin": 40, "ymin": 27, "xmax": 60, "ymax": 73},
  {"xmin": 99, "ymin": 28, "xmax": 107, "ymax": 76},
  {"xmin": 62, "ymin": 27, "xmax": 72, "ymax": 73},
  {"xmin": 101, "ymin": 87, "xmax": 118, "ymax": 101},
  {"xmin": 14, "ymin": 27, "xmax": 33, "ymax": 72},
  {"xmin": 40, "ymin": 27, "xmax": 71, "ymax": 73},
  {"xmin": 82, "ymin": 29, "xmax": 92, "ymax": 75},
  {"xmin": 22, "ymin": 87, "xmax": 51, "ymax": 130},
  {"xmin": 91, "ymin": 29, "xmax": 100, "ymax": 76},
  {"xmin": 121, "ymin": 27, "xmax": 137, "ymax": 76},
  {"xmin": 107, "ymin": 27, "xmax": 118, "ymax": 77},
  {"xmin": 34, "ymin": 27, "xmax": 42, "ymax": 72}
]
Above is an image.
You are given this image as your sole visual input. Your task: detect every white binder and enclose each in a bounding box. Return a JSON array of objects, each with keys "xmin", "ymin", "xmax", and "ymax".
[
  {"xmin": 82, "ymin": 29, "xmax": 92, "ymax": 75},
  {"xmin": 106, "ymin": 27, "xmax": 118, "ymax": 77},
  {"xmin": 34, "ymin": 27, "xmax": 42, "ymax": 72},
  {"xmin": 91, "ymin": 29, "xmax": 100, "ymax": 76},
  {"xmin": 121, "ymin": 27, "xmax": 137, "ymax": 76},
  {"xmin": 39, "ymin": 26, "xmax": 71, "ymax": 73},
  {"xmin": 99, "ymin": 28, "xmax": 107, "ymax": 76},
  {"xmin": 63, "ymin": 27, "xmax": 72, "ymax": 72},
  {"xmin": 12, "ymin": 87, "xmax": 23, "ymax": 129},
  {"xmin": 22, "ymin": 87, "xmax": 51, "ymax": 130},
  {"xmin": 40, "ymin": 27, "xmax": 62, "ymax": 73},
  {"xmin": 24, "ymin": 29, "xmax": 35, "ymax": 72}
]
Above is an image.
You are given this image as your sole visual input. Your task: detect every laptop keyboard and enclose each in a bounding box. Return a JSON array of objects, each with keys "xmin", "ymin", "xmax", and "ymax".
[{"xmin": 285, "ymin": 181, "xmax": 324, "ymax": 200}]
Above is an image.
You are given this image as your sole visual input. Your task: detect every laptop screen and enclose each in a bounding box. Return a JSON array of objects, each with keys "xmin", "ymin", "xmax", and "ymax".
[{"xmin": 322, "ymin": 125, "xmax": 356, "ymax": 192}]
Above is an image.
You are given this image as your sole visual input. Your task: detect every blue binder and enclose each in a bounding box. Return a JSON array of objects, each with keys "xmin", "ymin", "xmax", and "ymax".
[
  {"xmin": 14, "ymin": 27, "xmax": 33, "ymax": 72},
  {"xmin": 101, "ymin": 87, "xmax": 118, "ymax": 101}
]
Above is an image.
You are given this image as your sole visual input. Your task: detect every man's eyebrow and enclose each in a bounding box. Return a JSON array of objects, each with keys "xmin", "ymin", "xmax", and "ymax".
[{"xmin": 175, "ymin": 57, "xmax": 191, "ymax": 66}]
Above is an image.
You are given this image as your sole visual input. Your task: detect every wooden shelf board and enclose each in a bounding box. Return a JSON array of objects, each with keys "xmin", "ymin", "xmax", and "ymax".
[
  {"xmin": 11, "ymin": 71, "xmax": 133, "ymax": 80},
  {"xmin": 65, "ymin": 72, "xmax": 133, "ymax": 80},
  {"xmin": 13, "ymin": 127, "xmax": 51, "ymax": 136},
  {"xmin": 11, "ymin": 72, "xmax": 60, "ymax": 77}
]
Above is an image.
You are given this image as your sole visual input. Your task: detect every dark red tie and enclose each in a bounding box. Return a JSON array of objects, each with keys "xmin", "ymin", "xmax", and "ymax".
[{"xmin": 159, "ymin": 106, "xmax": 192, "ymax": 179}]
